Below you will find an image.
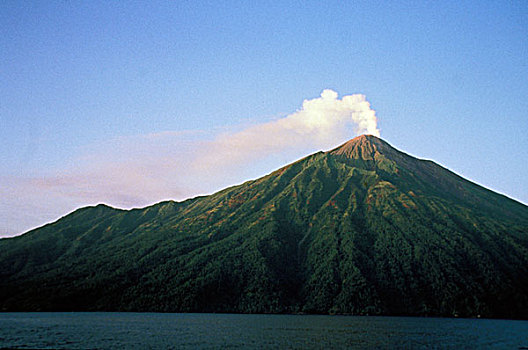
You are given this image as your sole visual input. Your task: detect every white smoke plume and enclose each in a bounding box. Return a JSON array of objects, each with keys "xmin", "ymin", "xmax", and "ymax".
[
  {"xmin": 193, "ymin": 89, "xmax": 380, "ymax": 170},
  {"xmin": 1, "ymin": 89, "xmax": 380, "ymax": 237}
]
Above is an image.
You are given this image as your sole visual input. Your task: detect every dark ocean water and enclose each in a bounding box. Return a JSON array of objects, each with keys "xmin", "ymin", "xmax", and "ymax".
[{"xmin": 0, "ymin": 312, "xmax": 526, "ymax": 349}]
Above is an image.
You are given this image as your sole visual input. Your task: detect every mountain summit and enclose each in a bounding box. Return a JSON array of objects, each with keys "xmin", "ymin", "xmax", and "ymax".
[
  {"xmin": 330, "ymin": 134, "xmax": 395, "ymax": 159},
  {"xmin": 1, "ymin": 136, "xmax": 527, "ymax": 318}
]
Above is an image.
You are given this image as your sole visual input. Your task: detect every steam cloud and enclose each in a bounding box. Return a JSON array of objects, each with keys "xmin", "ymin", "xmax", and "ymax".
[
  {"xmin": 194, "ymin": 89, "xmax": 380, "ymax": 170},
  {"xmin": 2, "ymin": 89, "xmax": 380, "ymax": 237}
]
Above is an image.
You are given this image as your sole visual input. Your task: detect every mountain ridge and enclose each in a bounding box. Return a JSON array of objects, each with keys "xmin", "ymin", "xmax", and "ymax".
[
  {"xmin": 13, "ymin": 134, "xmax": 525, "ymax": 236},
  {"xmin": 1, "ymin": 135, "xmax": 527, "ymax": 318}
]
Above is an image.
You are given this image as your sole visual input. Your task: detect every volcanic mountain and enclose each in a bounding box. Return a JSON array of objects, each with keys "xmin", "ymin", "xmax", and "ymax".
[{"xmin": 1, "ymin": 135, "xmax": 527, "ymax": 318}]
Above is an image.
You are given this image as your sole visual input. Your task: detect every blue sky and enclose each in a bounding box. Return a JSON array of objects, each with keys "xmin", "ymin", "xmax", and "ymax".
[{"xmin": 1, "ymin": 1, "xmax": 527, "ymax": 236}]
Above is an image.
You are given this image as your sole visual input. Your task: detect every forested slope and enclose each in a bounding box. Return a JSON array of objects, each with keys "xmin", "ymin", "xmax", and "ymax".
[{"xmin": 1, "ymin": 135, "xmax": 527, "ymax": 318}]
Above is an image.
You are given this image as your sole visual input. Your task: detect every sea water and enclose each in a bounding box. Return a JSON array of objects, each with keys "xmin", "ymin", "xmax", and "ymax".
[{"xmin": 0, "ymin": 312, "xmax": 526, "ymax": 349}]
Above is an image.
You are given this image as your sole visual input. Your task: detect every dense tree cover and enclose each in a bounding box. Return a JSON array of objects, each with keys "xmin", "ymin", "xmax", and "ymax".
[{"xmin": 1, "ymin": 135, "xmax": 527, "ymax": 318}]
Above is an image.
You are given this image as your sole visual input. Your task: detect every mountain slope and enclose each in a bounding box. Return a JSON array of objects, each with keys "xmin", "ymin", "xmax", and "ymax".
[{"xmin": 1, "ymin": 135, "xmax": 527, "ymax": 318}]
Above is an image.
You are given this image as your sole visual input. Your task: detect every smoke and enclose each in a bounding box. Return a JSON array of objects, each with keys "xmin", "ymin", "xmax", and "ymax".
[
  {"xmin": 2, "ymin": 89, "xmax": 380, "ymax": 237},
  {"xmin": 193, "ymin": 89, "xmax": 380, "ymax": 170}
]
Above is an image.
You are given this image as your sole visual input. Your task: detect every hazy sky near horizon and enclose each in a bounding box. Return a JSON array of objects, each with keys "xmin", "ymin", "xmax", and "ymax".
[{"xmin": 1, "ymin": 1, "xmax": 527, "ymax": 237}]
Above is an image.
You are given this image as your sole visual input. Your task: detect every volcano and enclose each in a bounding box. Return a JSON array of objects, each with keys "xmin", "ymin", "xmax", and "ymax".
[{"xmin": 1, "ymin": 135, "xmax": 527, "ymax": 318}]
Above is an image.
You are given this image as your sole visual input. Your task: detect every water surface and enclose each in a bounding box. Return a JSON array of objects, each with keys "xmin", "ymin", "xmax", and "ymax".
[{"xmin": 0, "ymin": 313, "xmax": 526, "ymax": 349}]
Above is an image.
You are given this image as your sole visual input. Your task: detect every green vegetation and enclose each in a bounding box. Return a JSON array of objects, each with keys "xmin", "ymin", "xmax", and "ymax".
[{"xmin": 1, "ymin": 135, "xmax": 527, "ymax": 318}]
